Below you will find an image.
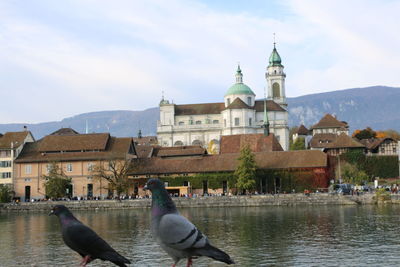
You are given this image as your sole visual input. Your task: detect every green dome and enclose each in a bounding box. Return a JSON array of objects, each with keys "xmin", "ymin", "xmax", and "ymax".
[
  {"xmin": 225, "ymin": 65, "xmax": 255, "ymax": 96},
  {"xmin": 268, "ymin": 47, "xmax": 282, "ymax": 67},
  {"xmin": 225, "ymin": 83, "xmax": 255, "ymax": 96}
]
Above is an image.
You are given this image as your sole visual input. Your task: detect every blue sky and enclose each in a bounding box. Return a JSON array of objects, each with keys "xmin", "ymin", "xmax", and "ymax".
[{"xmin": 1, "ymin": 0, "xmax": 399, "ymax": 123}]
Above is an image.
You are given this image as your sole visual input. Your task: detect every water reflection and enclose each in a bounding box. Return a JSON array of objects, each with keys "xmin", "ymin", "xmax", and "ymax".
[{"xmin": 1, "ymin": 206, "xmax": 400, "ymax": 266}]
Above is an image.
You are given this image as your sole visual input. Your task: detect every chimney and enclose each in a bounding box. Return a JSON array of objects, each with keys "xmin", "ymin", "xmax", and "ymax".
[{"xmin": 23, "ymin": 125, "xmax": 27, "ymax": 131}]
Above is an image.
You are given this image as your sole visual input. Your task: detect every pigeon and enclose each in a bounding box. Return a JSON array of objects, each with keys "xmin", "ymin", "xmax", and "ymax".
[
  {"xmin": 144, "ymin": 178, "xmax": 234, "ymax": 266},
  {"xmin": 49, "ymin": 205, "xmax": 131, "ymax": 267}
]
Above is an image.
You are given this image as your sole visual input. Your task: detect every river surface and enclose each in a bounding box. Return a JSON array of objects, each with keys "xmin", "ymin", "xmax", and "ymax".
[{"xmin": 1, "ymin": 205, "xmax": 400, "ymax": 266}]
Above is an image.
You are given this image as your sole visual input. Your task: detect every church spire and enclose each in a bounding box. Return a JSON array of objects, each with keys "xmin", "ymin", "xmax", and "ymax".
[{"xmin": 235, "ymin": 64, "xmax": 243, "ymax": 83}]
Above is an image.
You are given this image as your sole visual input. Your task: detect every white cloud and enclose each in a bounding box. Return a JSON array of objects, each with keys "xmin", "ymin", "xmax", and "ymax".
[{"xmin": 0, "ymin": 0, "xmax": 399, "ymax": 123}]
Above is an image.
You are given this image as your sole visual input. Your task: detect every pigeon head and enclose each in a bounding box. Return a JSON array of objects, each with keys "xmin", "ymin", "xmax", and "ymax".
[
  {"xmin": 49, "ymin": 205, "xmax": 72, "ymax": 217},
  {"xmin": 144, "ymin": 178, "xmax": 165, "ymax": 192}
]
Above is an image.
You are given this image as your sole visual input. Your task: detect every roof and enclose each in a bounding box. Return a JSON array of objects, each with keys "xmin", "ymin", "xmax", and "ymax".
[
  {"xmin": 310, "ymin": 133, "xmax": 365, "ymax": 149},
  {"xmin": 359, "ymin": 137, "xmax": 396, "ymax": 150},
  {"xmin": 132, "ymin": 150, "xmax": 327, "ymax": 175},
  {"xmin": 153, "ymin": 145, "xmax": 207, "ymax": 158},
  {"xmin": 175, "ymin": 102, "xmax": 225, "ymax": 116},
  {"xmin": 225, "ymin": 83, "xmax": 255, "ymax": 96},
  {"xmin": 50, "ymin": 128, "xmax": 79, "ymax": 136},
  {"xmin": 226, "ymin": 98, "xmax": 250, "ymax": 109},
  {"xmin": 0, "ymin": 131, "xmax": 32, "ymax": 149},
  {"xmin": 132, "ymin": 136, "xmax": 158, "ymax": 146},
  {"xmin": 134, "ymin": 144, "xmax": 154, "ymax": 158},
  {"xmin": 38, "ymin": 133, "xmax": 110, "ymax": 152},
  {"xmin": 16, "ymin": 137, "xmax": 135, "ymax": 163},
  {"xmin": 254, "ymin": 100, "xmax": 286, "ymax": 112},
  {"xmin": 269, "ymin": 46, "xmax": 282, "ymax": 67},
  {"xmin": 296, "ymin": 125, "xmax": 309, "ymax": 135},
  {"xmin": 220, "ymin": 133, "xmax": 283, "ymax": 154},
  {"xmin": 311, "ymin": 114, "xmax": 348, "ymax": 129}
]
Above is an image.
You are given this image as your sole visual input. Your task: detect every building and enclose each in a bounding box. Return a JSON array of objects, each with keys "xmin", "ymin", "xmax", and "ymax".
[
  {"xmin": 219, "ymin": 133, "xmax": 283, "ymax": 154},
  {"xmin": 0, "ymin": 130, "xmax": 35, "ymax": 187},
  {"xmin": 310, "ymin": 114, "xmax": 349, "ymax": 136},
  {"xmin": 360, "ymin": 137, "xmax": 398, "ymax": 156},
  {"xmin": 14, "ymin": 130, "xmax": 136, "ymax": 201},
  {"xmin": 310, "ymin": 133, "xmax": 365, "ymax": 156},
  {"xmin": 157, "ymin": 45, "xmax": 289, "ymax": 151}
]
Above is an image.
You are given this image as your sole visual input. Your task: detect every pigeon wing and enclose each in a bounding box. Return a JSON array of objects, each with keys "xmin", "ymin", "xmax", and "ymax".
[
  {"xmin": 158, "ymin": 213, "xmax": 208, "ymax": 251},
  {"xmin": 63, "ymin": 223, "xmax": 117, "ymax": 258}
]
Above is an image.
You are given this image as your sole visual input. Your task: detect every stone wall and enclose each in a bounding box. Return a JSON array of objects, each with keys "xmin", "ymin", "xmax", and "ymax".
[{"xmin": 0, "ymin": 193, "xmax": 377, "ymax": 212}]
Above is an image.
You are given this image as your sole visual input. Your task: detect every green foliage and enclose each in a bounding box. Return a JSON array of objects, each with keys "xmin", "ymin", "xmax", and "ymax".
[
  {"xmin": 341, "ymin": 162, "xmax": 369, "ymax": 185},
  {"xmin": 0, "ymin": 184, "xmax": 12, "ymax": 203},
  {"xmin": 234, "ymin": 145, "xmax": 257, "ymax": 193},
  {"xmin": 341, "ymin": 151, "xmax": 398, "ymax": 178},
  {"xmin": 42, "ymin": 163, "xmax": 71, "ymax": 199},
  {"xmin": 290, "ymin": 137, "xmax": 306, "ymax": 151}
]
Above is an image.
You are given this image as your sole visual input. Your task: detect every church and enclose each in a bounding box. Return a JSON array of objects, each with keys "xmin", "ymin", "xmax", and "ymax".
[{"xmin": 157, "ymin": 44, "xmax": 289, "ymax": 151}]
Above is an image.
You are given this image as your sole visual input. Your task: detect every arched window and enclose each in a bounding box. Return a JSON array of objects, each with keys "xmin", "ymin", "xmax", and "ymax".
[
  {"xmin": 195, "ymin": 120, "xmax": 202, "ymax": 125},
  {"xmin": 192, "ymin": 140, "xmax": 203, "ymax": 146},
  {"xmin": 178, "ymin": 121, "xmax": 184, "ymax": 125},
  {"xmin": 174, "ymin": 141, "xmax": 184, "ymax": 146},
  {"xmin": 272, "ymin": 82, "xmax": 280, "ymax": 98}
]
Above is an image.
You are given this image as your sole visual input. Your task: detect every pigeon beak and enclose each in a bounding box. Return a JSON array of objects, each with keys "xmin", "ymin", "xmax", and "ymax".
[{"xmin": 143, "ymin": 184, "xmax": 148, "ymax": 191}]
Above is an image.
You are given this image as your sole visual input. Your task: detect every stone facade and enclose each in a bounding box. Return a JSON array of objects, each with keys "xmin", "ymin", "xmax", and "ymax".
[{"xmin": 157, "ymin": 46, "xmax": 289, "ymax": 151}]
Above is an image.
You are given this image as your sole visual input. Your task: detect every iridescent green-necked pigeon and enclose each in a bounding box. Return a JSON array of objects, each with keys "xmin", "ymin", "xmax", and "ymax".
[
  {"xmin": 50, "ymin": 205, "xmax": 131, "ymax": 267},
  {"xmin": 144, "ymin": 178, "xmax": 235, "ymax": 267}
]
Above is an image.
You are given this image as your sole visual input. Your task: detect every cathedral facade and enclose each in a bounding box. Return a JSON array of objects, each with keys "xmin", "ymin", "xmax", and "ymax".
[{"xmin": 157, "ymin": 45, "xmax": 290, "ymax": 151}]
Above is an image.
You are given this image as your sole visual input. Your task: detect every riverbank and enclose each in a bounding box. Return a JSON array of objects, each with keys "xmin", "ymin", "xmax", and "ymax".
[{"xmin": 0, "ymin": 192, "xmax": 387, "ymax": 212}]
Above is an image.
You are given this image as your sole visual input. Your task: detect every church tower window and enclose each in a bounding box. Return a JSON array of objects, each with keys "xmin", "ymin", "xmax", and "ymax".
[
  {"xmin": 272, "ymin": 82, "xmax": 280, "ymax": 97},
  {"xmin": 247, "ymin": 97, "xmax": 252, "ymax": 106},
  {"xmin": 234, "ymin": 118, "xmax": 240, "ymax": 126}
]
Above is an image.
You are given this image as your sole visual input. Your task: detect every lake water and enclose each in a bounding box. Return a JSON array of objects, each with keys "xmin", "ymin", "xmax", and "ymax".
[{"xmin": 1, "ymin": 205, "xmax": 400, "ymax": 266}]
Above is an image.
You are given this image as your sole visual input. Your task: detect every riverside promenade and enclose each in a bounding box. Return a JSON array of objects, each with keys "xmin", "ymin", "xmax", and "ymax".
[{"xmin": 1, "ymin": 192, "xmax": 392, "ymax": 212}]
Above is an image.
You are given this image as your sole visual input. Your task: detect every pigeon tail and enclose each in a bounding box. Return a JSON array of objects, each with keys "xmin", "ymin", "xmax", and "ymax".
[
  {"xmin": 194, "ymin": 243, "xmax": 235, "ymax": 265},
  {"xmin": 102, "ymin": 251, "xmax": 131, "ymax": 267}
]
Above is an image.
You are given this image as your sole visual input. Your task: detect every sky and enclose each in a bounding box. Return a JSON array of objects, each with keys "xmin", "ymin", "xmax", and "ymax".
[{"xmin": 1, "ymin": 0, "xmax": 399, "ymax": 123}]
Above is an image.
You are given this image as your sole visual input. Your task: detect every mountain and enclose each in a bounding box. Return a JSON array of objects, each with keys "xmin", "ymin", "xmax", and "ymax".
[
  {"xmin": 1, "ymin": 86, "xmax": 399, "ymax": 139},
  {"xmin": 0, "ymin": 108, "xmax": 159, "ymax": 139},
  {"xmin": 287, "ymin": 86, "xmax": 400, "ymax": 132}
]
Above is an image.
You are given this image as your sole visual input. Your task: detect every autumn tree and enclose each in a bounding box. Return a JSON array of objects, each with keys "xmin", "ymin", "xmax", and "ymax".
[
  {"xmin": 43, "ymin": 162, "xmax": 71, "ymax": 199},
  {"xmin": 383, "ymin": 129, "xmax": 400, "ymax": 140},
  {"xmin": 234, "ymin": 144, "xmax": 257, "ymax": 194},
  {"xmin": 352, "ymin": 127, "xmax": 376, "ymax": 140},
  {"xmin": 91, "ymin": 156, "xmax": 136, "ymax": 199}
]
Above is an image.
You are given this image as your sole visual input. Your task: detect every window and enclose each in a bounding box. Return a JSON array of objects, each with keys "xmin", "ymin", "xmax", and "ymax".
[
  {"xmin": 272, "ymin": 82, "xmax": 280, "ymax": 97},
  {"xmin": 178, "ymin": 121, "xmax": 184, "ymax": 125},
  {"xmin": 0, "ymin": 151, "xmax": 11, "ymax": 157},
  {"xmin": 183, "ymin": 181, "xmax": 189, "ymax": 186},
  {"xmin": 206, "ymin": 119, "xmax": 211, "ymax": 124},
  {"xmin": 25, "ymin": 165, "xmax": 32, "ymax": 174},
  {"xmin": 87, "ymin": 162, "xmax": 94, "ymax": 172},
  {"xmin": 46, "ymin": 164, "xmax": 53, "ymax": 173},
  {"xmin": 380, "ymin": 147, "xmax": 385, "ymax": 153},
  {"xmin": 189, "ymin": 119, "xmax": 194, "ymax": 125},
  {"xmin": 247, "ymin": 97, "xmax": 252, "ymax": 106},
  {"xmin": 234, "ymin": 117, "xmax": 240, "ymax": 126},
  {"xmin": 0, "ymin": 161, "xmax": 11, "ymax": 168},
  {"xmin": 24, "ymin": 178, "xmax": 31, "ymax": 182},
  {"xmin": 224, "ymin": 119, "xmax": 226, "ymax": 127},
  {"xmin": 195, "ymin": 120, "xmax": 202, "ymax": 125},
  {"xmin": 213, "ymin": 120, "xmax": 219, "ymax": 124},
  {"xmin": 227, "ymin": 98, "xmax": 231, "ymax": 105},
  {"xmin": 276, "ymin": 135, "xmax": 280, "ymax": 141},
  {"xmin": 393, "ymin": 147, "xmax": 397, "ymax": 153},
  {"xmin": 66, "ymin": 163, "xmax": 73, "ymax": 172},
  {"xmin": 1, "ymin": 172, "xmax": 11, "ymax": 178},
  {"xmin": 249, "ymin": 118, "xmax": 252, "ymax": 126}
]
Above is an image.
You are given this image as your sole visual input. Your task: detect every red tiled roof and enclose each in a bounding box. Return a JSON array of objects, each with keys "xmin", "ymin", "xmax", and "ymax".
[
  {"xmin": 226, "ymin": 98, "xmax": 250, "ymax": 109},
  {"xmin": 220, "ymin": 134, "xmax": 283, "ymax": 154},
  {"xmin": 296, "ymin": 125, "xmax": 309, "ymax": 135},
  {"xmin": 311, "ymin": 114, "xmax": 348, "ymax": 129},
  {"xmin": 254, "ymin": 100, "xmax": 286, "ymax": 112},
  {"xmin": 153, "ymin": 145, "xmax": 207, "ymax": 157},
  {"xmin": 132, "ymin": 150, "xmax": 327, "ymax": 175},
  {"xmin": 38, "ymin": 133, "xmax": 110, "ymax": 152},
  {"xmin": 50, "ymin": 128, "xmax": 79, "ymax": 136},
  {"xmin": 16, "ymin": 137, "xmax": 135, "ymax": 163},
  {"xmin": 0, "ymin": 131, "xmax": 32, "ymax": 149},
  {"xmin": 310, "ymin": 133, "xmax": 364, "ymax": 149}
]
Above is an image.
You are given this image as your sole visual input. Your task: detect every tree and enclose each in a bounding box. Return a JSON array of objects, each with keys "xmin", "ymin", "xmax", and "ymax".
[
  {"xmin": 91, "ymin": 157, "xmax": 135, "ymax": 199},
  {"xmin": 383, "ymin": 129, "xmax": 400, "ymax": 140},
  {"xmin": 352, "ymin": 127, "xmax": 376, "ymax": 140},
  {"xmin": 0, "ymin": 184, "xmax": 12, "ymax": 203},
  {"xmin": 43, "ymin": 163, "xmax": 71, "ymax": 199},
  {"xmin": 290, "ymin": 137, "xmax": 306, "ymax": 150},
  {"xmin": 234, "ymin": 144, "xmax": 257, "ymax": 194},
  {"xmin": 341, "ymin": 162, "xmax": 369, "ymax": 185}
]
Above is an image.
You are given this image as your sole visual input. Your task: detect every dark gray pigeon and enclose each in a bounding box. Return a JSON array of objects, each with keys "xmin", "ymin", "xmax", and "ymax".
[
  {"xmin": 144, "ymin": 178, "xmax": 234, "ymax": 266},
  {"xmin": 50, "ymin": 205, "xmax": 131, "ymax": 267}
]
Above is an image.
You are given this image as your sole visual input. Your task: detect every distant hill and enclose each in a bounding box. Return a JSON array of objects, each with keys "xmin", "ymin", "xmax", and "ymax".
[{"xmin": 1, "ymin": 86, "xmax": 399, "ymax": 139}]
